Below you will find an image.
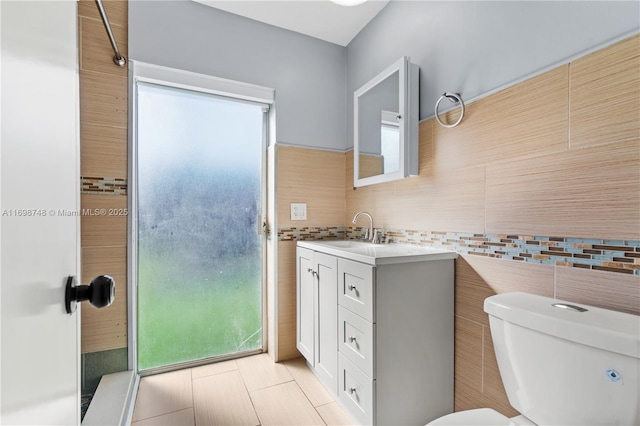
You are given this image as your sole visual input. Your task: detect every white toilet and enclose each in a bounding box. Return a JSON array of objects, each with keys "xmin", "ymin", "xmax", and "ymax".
[{"xmin": 428, "ymin": 292, "xmax": 640, "ymax": 426}]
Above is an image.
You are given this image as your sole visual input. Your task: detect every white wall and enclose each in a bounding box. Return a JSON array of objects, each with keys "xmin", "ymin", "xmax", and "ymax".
[
  {"xmin": 347, "ymin": 1, "xmax": 640, "ymax": 149},
  {"xmin": 129, "ymin": 0, "xmax": 347, "ymax": 150}
]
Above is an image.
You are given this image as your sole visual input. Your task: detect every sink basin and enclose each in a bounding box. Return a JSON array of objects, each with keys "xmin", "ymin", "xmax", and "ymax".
[{"xmin": 296, "ymin": 240, "xmax": 457, "ymax": 265}]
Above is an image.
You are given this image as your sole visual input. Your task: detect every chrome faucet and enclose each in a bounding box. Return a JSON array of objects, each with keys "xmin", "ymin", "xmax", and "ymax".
[{"xmin": 352, "ymin": 211, "xmax": 374, "ymax": 242}]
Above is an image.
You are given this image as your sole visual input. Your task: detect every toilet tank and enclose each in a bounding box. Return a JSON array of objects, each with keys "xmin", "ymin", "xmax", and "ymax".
[{"xmin": 484, "ymin": 292, "xmax": 639, "ymax": 426}]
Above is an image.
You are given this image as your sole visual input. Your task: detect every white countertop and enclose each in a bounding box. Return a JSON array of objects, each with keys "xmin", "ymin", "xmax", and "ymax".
[{"xmin": 297, "ymin": 240, "xmax": 458, "ymax": 266}]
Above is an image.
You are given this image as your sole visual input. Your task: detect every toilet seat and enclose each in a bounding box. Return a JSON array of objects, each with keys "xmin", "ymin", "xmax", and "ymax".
[{"xmin": 427, "ymin": 408, "xmax": 512, "ymax": 425}]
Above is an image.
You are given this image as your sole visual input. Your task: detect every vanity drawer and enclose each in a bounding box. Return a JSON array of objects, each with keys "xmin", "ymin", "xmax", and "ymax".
[
  {"xmin": 339, "ymin": 306, "xmax": 375, "ymax": 378},
  {"xmin": 339, "ymin": 354, "xmax": 375, "ymax": 426},
  {"xmin": 338, "ymin": 258, "xmax": 375, "ymax": 322}
]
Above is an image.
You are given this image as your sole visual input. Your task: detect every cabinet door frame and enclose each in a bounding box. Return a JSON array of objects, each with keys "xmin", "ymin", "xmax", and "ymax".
[
  {"xmin": 296, "ymin": 247, "xmax": 315, "ymax": 363},
  {"xmin": 314, "ymin": 252, "xmax": 338, "ymax": 394}
]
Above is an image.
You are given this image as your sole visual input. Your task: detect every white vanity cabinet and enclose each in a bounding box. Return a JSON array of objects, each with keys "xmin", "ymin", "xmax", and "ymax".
[
  {"xmin": 296, "ymin": 241, "xmax": 457, "ymax": 425},
  {"xmin": 296, "ymin": 247, "xmax": 339, "ymax": 394}
]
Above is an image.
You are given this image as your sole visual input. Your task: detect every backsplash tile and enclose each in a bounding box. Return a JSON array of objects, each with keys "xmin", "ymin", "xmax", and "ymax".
[
  {"xmin": 81, "ymin": 176, "xmax": 127, "ymax": 196},
  {"xmin": 278, "ymin": 226, "xmax": 640, "ymax": 275}
]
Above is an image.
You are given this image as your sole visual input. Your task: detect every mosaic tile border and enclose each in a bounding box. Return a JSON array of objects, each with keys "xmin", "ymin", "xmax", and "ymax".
[
  {"xmin": 278, "ymin": 227, "xmax": 640, "ymax": 276},
  {"xmin": 81, "ymin": 177, "xmax": 127, "ymax": 196}
]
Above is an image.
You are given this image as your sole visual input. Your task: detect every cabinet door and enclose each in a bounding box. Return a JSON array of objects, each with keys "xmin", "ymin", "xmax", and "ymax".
[
  {"xmin": 296, "ymin": 247, "xmax": 315, "ymax": 363},
  {"xmin": 315, "ymin": 252, "xmax": 338, "ymax": 394}
]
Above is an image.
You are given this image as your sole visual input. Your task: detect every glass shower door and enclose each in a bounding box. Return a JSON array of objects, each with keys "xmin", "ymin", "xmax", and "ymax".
[{"xmin": 135, "ymin": 82, "xmax": 266, "ymax": 372}]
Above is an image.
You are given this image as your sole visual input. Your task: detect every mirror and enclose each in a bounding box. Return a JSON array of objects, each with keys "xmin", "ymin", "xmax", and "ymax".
[{"xmin": 354, "ymin": 57, "xmax": 418, "ymax": 187}]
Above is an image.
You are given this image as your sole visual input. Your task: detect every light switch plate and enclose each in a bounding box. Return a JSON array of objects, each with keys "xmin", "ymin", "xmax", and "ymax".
[{"xmin": 290, "ymin": 203, "xmax": 307, "ymax": 221}]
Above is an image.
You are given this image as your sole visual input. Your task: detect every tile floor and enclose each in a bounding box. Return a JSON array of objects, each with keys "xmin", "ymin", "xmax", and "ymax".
[{"xmin": 132, "ymin": 354, "xmax": 355, "ymax": 425}]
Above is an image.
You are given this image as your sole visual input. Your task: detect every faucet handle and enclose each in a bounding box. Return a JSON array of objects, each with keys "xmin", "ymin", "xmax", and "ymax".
[{"xmin": 363, "ymin": 228, "xmax": 369, "ymax": 240}]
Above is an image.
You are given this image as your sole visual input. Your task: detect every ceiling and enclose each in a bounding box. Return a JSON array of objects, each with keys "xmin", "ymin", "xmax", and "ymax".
[{"xmin": 193, "ymin": 0, "xmax": 390, "ymax": 46}]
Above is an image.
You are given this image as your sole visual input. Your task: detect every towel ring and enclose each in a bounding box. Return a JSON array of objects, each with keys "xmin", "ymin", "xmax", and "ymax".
[{"xmin": 435, "ymin": 92, "xmax": 465, "ymax": 128}]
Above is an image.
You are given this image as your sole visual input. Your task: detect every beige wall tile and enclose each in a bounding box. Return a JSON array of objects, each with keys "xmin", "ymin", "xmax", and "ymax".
[
  {"xmin": 277, "ymin": 146, "xmax": 346, "ymax": 228},
  {"xmin": 454, "ymin": 316, "xmax": 483, "ymax": 392},
  {"xmin": 453, "ymin": 378, "xmax": 485, "ymax": 413},
  {"xmin": 455, "ymin": 255, "xmax": 554, "ymax": 326},
  {"xmin": 80, "ymin": 70, "xmax": 128, "ymax": 129},
  {"xmin": 555, "ymin": 266, "xmax": 640, "ymax": 315},
  {"xmin": 570, "ymin": 35, "xmax": 640, "ymax": 149},
  {"xmin": 78, "ymin": 0, "xmax": 128, "ymax": 27},
  {"xmin": 486, "ymin": 140, "xmax": 640, "ymax": 240},
  {"xmin": 394, "ymin": 166, "xmax": 485, "ymax": 233},
  {"xmin": 81, "ymin": 194, "xmax": 128, "ymax": 248},
  {"xmin": 418, "ymin": 119, "xmax": 435, "ymax": 175},
  {"xmin": 81, "ymin": 246, "xmax": 127, "ymax": 353},
  {"xmin": 433, "ymin": 66, "xmax": 569, "ymax": 171},
  {"xmin": 482, "ymin": 328, "xmax": 518, "ymax": 417},
  {"xmin": 80, "ymin": 16, "xmax": 128, "ymax": 77},
  {"xmin": 277, "ymin": 241, "xmax": 299, "ymax": 360},
  {"xmin": 81, "ymin": 123, "xmax": 128, "ymax": 179}
]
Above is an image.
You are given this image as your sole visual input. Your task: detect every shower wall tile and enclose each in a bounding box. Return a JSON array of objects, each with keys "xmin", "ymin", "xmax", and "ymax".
[
  {"xmin": 81, "ymin": 246, "xmax": 128, "ymax": 352},
  {"xmin": 79, "ymin": 0, "xmax": 129, "ymax": 355},
  {"xmin": 80, "ymin": 71, "xmax": 128, "ymax": 129},
  {"xmin": 80, "ymin": 194, "xmax": 127, "ymax": 248},
  {"xmin": 80, "ymin": 16, "xmax": 128, "ymax": 77},
  {"xmin": 78, "ymin": 0, "xmax": 128, "ymax": 27},
  {"xmin": 570, "ymin": 34, "xmax": 640, "ymax": 149},
  {"xmin": 81, "ymin": 123, "xmax": 128, "ymax": 179}
]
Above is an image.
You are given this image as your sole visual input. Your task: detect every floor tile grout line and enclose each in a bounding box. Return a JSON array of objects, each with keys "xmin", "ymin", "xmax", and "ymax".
[
  {"xmin": 237, "ymin": 361, "xmax": 264, "ymax": 426},
  {"xmin": 189, "ymin": 368, "xmax": 197, "ymax": 426},
  {"xmin": 131, "ymin": 407, "xmax": 194, "ymax": 425}
]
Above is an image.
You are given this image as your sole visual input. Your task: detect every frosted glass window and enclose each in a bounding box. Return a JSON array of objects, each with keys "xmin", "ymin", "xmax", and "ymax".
[{"xmin": 136, "ymin": 82, "xmax": 265, "ymax": 372}]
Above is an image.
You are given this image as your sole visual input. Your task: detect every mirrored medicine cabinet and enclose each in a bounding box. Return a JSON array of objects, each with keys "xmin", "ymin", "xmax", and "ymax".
[{"xmin": 354, "ymin": 56, "xmax": 419, "ymax": 187}]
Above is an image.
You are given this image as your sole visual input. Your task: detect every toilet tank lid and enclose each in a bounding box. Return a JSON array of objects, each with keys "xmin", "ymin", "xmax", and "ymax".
[{"xmin": 484, "ymin": 292, "xmax": 640, "ymax": 359}]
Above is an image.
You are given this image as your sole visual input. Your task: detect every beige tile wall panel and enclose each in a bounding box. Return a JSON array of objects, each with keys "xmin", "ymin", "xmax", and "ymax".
[
  {"xmin": 394, "ymin": 166, "xmax": 485, "ymax": 233},
  {"xmin": 276, "ymin": 241, "xmax": 299, "ymax": 360},
  {"xmin": 345, "ymin": 149, "xmax": 354, "ymax": 189},
  {"xmin": 433, "ymin": 66, "xmax": 569, "ymax": 171},
  {"xmin": 453, "ymin": 379, "xmax": 485, "ymax": 413},
  {"xmin": 80, "ymin": 17, "xmax": 128, "ymax": 77},
  {"xmin": 486, "ymin": 140, "xmax": 640, "ymax": 240},
  {"xmin": 81, "ymin": 123, "xmax": 128, "ymax": 179},
  {"xmin": 455, "ymin": 255, "xmax": 554, "ymax": 326},
  {"xmin": 570, "ymin": 35, "xmax": 640, "ymax": 149},
  {"xmin": 555, "ymin": 267, "xmax": 640, "ymax": 315},
  {"xmin": 482, "ymin": 329, "xmax": 519, "ymax": 418},
  {"xmin": 277, "ymin": 146, "xmax": 345, "ymax": 228},
  {"xmin": 454, "ymin": 316, "xmax": 483, "ymax": 392},
  {"xmin": 80, "ymin": 194, "xmax": 128, "ymax": 248},
  {"xmin": 80, "ymin": 70, "xmax": 128, "ymax": 128},
  {"xmin": 345, "ymin": 183, "xmax": 373, "ymax": 225},
  {"xmin": 78, "ymin": 0, "xmax": 128, "ymax": 27},
  {"xmin": 418, "ymin": 119, "xmax": 435, "ymax": 176},
  {"xmin": 81, "ymin": 246, "xmax": 127, "ymax": 352}
]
